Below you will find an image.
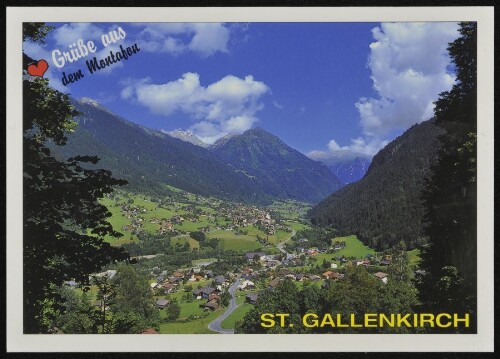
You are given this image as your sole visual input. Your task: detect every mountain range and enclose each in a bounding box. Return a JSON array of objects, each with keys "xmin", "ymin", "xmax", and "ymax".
[
  {"xmin": 48, "ymin": 98, "xmax": 342, "ymax": 204},
  {"xmin": 308, "ymin": 150, "xmax": 372, "ymax": 184},
  {"xmin": 164, "ymin": 129, "xmax": 210, "ymax": 148}
]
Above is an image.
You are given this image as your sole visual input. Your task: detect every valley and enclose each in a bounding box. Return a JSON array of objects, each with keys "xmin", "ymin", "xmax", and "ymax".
[{"xmin": 79, "ymin": 185, "xmax": 420, "ymax": 334}]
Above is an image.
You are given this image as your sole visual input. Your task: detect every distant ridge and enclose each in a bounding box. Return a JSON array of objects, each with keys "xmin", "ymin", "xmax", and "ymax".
[
  {"xmin": 308, "ymin": 150, "xmax": 372, "ymax": 184},
  {"xmin": 166, "ymin": 129, "xmax": 209, "ymax": 148}
]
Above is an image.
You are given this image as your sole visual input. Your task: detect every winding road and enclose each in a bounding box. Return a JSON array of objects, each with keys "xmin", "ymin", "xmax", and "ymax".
[
  {"xmin": 208, "ymin": 278, "xmax": 242, "ymax": 334},
  {"xmin": 277, "ymin": 229, "xmax": 296, "ymax": 259},
  {"xmin": 208, "ymin": 230, "xmax": 296, "ymax": 334}
]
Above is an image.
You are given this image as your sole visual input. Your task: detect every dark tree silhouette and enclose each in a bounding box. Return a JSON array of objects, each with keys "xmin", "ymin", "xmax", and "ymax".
[
  {"xmin": 417, "ymin": 22, "xmax": 477, "ymax": 333},
  {"xmin": 23, "ymin": 23, "xmax": 129, "ymax": 333}
]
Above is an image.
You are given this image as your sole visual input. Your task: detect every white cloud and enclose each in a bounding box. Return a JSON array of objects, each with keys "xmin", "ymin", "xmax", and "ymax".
[
  {"xmin": 356, "ymin": 22, "xmax": 459, "ymax": 138},
  {"xmin": 52, "ymin": 23, "xmax": 103, "ymax": 47},
  {"xmin": 321, "ymin": 137, "xmax": 389, "ymax": 156},
  {"xmin": 121, "ymin": 72, "xmax": 269, "ymax": 143},
  {"xmin": 136, "ymin": 23, "xmax": 230, "ymax": 57},
  {"xmin": 315, "ymin": 22, "xmax": 459, "ymax": 157}
]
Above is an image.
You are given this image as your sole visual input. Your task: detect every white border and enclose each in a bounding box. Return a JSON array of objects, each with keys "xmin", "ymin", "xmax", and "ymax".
[{"xmin": 6, "ymin": 6, "xmax": 494, "ymax": 352}]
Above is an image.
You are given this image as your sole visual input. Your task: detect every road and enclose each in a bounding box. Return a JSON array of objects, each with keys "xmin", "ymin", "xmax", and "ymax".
[
  {"xmin": 208, "ymin": 278, "xmax": 242, "ymax": 334},
  {"xmin": 277, "ymin": 229, "xmax": 296, "ymax": 259},
  {"xmin": 208, "ymin": 229, "xmax": 296, "ymax": 334}
]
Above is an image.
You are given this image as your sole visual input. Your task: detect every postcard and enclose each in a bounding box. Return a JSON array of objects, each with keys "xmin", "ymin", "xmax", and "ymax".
[{"xmin": 6, "ymin": 6, "xmax": 494, "ymax": 352}]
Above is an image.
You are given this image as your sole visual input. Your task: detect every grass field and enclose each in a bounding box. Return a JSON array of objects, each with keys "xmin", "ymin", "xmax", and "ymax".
[
  {"xmin": 266, "ymin": 200, "xmax": 311, "ymax": 221},
  {"xmin": 285, "ymin": 221, "xmax": 312, "ymax": 232},
  {"xmin": 220, "ymin": 290, "xmax": 254, "ymax": 329},
  {"xmin": 220, "ymin": 303, "xmax": 253, "ymax": 329},
  {"xmin": 218, "ymin": 237, "xmax": 262, "ymax": 251},
  {"xmin": 206, "ymin": 230, "xmax": 261, "ymax": 251},
  {"xmin": 313, "ymin": 235, "xmax": 375, "ymax": 263},
  {"xmin": 159, "ymin": 310, "xmax": 219, "ymax": 334},
  {"xmin": 170, "ymin": 236, "xmax": 200, "ymax": 251}
]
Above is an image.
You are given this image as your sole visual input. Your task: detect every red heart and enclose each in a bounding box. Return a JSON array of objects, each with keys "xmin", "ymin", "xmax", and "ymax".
[{"xmin": 27, "ymin": 59, "xmax": 49, "ymax": 77}]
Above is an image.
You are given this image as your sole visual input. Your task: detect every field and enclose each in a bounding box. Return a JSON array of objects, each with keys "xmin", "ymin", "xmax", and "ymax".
[
  {"xmin": 266, "ymin": 200, "xmax": 312, "ymax": 220},
  {"xmin": 313, "ymin": 235, "xmax": 376, "ymax": 263},
  {"xmin": 170, "ymin": 236, "xmax": 200, "ymax": 251},
  {"xmin": 159, "ymin": 311, "xmax": 219, "ymax": 334},
  {"xmin": 220, "ymin": 290, "xmax": 254, "ymax": 330},
  {"xmin": 218, "ymin": 237, "xmax": 262, "ymax": 252},
  {"xmin": 99, "ymin": 190, "xmax": 299, "ymax": 253},
  {"xmin": 220, "ymin": 303, "xmax": 253, "ymax": 330}
]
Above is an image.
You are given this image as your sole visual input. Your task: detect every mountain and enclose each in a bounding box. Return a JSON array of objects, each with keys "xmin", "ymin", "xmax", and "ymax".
[
  {"xmin": 309, "ymin": 120, "xmax": 445, "ymax": 250},
  {"xmin": 308, "ymin": 150, "xmax": 372, "ymax": 184},
  {"xmin": 49, "ymin": 98, "xmax": 276, "ymax": 203},
  {"xmin": 209, "ymin": 128, "xmax": 343, "ymax": 203},
  {"xmin": 49, "ymin": 99, "xmax": 340, "ymax": 204},
  {"xmin": 165, "ymin": 129, "xmax": 209, "ymax": 148}
]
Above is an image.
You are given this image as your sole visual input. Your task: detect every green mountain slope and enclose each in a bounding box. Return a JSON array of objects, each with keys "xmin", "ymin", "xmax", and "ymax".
[
  {"xmin": 49, "ymin": 98, "xmax": 273, "ymax": 203},
  {"xmin": 210, "ymin": 128, "xmax": 343, "ymax": 203},
  {"xmin": 309, "ymin": 120, "xmax": 445, "ymax": 250}
]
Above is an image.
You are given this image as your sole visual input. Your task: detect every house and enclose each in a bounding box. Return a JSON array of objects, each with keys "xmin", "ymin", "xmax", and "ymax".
[
  {"xmin": 163, "ymin": 283, "xmax": 174, "ymax": 293},
  {"xmin": 246, "ymin": 293, "xmax": 259, "ymax": 304},
  {"xmin": 168, "ymin": 277, "xmax": 183, "ymax": 285},
  {"xmin": 156, "ymin": 299, "xmax": 170, "ymax": 309},
  {"xmin": 374, "ymin": 272, "xmax": 388, "ymax": 284},
  {"xmin": 214, "ymin": 275, "xmax": 226, "ymax": 286},
  {"xmin": 323, "ymin": 271, "xmax": 343, "ymax": 280},
  {"xmin": 238, "ymin": 280, "xmax": 255, "ymax": 290},
  {"xmin": 192, "ymin": 288, "xmax": 203, "ymax": 299},
  {"xmin": 150, "ymin": 282, "xmax": 159, "ymax": 289},
  {"xmin": 241, "ymin": 268, "xmax": 253, "ymax": 276},
  {"xmin": 268, "ymin": 278, "xmax": 280, "ymax": 290},
  {"xmin": 264, "ymin": 260, "xmax": 280, "ymax": 268},
  {"xmin": 245, "ymin": 251, "xmax": 266, "ymax": 262},
  {"xmin": 295, "ymin": 273, "xmax": 305, "ymax": 281},
  {"xmin": 208, "ymin": 293, "xmax": 220, "ymax": 302},
  {"xmin": 356, "ymin": 259, "xmax": 370, "ymax": 267},
  {"xmin": 204, "ymin": 300, "xmax": 219, "ymax": 311},
  {"xmin": 204, "ymin": 270, "xmax": 214, "ymax": 279},
  {"xmin": 173, "ymin": 271, "xmax": 184, "ymax": 278},
  {"xmin": 330, "ymin": 263, "xmax": 338, "ymax": 269},
  {"xmin": 141, "ymin": 328, "xmax": 159, "ymax": 334},
  {"xmin": 200, "ymin": 286, "xmax": 217, "ymax": 299}
]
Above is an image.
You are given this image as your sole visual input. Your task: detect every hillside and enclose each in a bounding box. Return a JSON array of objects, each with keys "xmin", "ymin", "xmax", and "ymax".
[
  {"xmin": 210, "ymin": 128, "xmax": 343, "ymax": 203},
  {"xmin": 49, "ymin": 99, "xmax": 340, "ymax": 205},
  {"xmin": 49, "ymin": 98, "xmax": 275, "ymax": 203},
  {"xmin": 309, "ymin": 120, "xmax": 445, "ymax": 250}
]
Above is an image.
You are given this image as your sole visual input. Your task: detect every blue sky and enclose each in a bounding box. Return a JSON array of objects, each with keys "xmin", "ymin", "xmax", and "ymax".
[{"xmin": 23, "ymin": 22, "xmax": 459, "ymax": 156}]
